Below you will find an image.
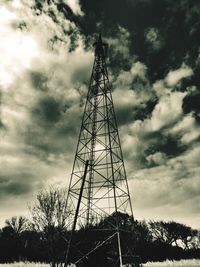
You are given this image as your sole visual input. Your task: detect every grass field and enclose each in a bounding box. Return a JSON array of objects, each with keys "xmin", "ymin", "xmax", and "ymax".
[
  {"xmin": 0, "ymin": 260, "xmax": 200, "ymax": 267},
  {"xmin": 0, "ymin": 263, "xmax": 49, "ymax": 267},
  {"xmin": 144, "ymin": 259, "xmax": 200, "ymax": 267}
]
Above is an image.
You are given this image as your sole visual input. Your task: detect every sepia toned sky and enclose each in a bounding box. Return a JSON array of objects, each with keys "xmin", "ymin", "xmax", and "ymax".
[{"xmin": 0, "ymin": 0, "xmax": 200, "ymax": 229}]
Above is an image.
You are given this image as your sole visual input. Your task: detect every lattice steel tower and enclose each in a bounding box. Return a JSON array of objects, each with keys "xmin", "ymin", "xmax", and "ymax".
[{"xmin": 64, "ymin": 35, "xmax": 134, "ymax": 267}]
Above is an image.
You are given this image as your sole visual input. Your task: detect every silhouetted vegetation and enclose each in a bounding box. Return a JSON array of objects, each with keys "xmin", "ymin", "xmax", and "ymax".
[
  {"xmin": 0, "ymin": 190, "xmax": 199, "ymax": 265},
  {"xmin": 0, "ymin": 215, "xmax": 199, "ymax": 264}
]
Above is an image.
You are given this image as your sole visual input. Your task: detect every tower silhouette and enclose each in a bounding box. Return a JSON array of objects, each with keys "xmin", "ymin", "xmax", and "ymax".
[{"xmin": 64, "ymin": 35, "xmax": 134, "ymax": 267}]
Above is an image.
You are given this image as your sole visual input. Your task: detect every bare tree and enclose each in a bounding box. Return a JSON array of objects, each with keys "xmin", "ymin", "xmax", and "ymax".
[
  {"xmin": 30, "ymin": 187, "xmax": 71, "ymax": 267},
  {"xmin": 5, "ymin": 216, "xmax": 30, "ymax": 235},
  {"xmin": 31, "ymin": 188, "xmax": 69, "ymax": 231}
]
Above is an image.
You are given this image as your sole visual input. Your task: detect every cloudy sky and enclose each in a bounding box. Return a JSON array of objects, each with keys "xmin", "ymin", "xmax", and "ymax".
[{"xmin": 0, "ymin": 0, "xmax": 200, "ymax": 229}]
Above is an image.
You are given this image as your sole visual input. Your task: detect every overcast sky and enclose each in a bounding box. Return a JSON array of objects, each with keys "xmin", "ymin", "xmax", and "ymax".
[{"xmin": 0, "ymin": 0, "xmax": 200, "ymax": 229}]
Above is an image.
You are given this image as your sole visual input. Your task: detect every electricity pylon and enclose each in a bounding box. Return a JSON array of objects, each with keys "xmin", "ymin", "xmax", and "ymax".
[{"xmin": 64, "ymin": 35, "xmax": 134, "ymax": 267}]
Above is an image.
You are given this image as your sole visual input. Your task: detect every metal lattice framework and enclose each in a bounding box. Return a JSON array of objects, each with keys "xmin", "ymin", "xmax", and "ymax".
[{"xmin": 64, "ymin": 35, "xmax": 134, "ymax": 267}]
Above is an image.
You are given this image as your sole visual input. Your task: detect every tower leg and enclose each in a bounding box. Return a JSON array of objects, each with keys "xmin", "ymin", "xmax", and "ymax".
[{"xmin": 63, "ymin": 160, "xmax": 89, "ymax": 267}]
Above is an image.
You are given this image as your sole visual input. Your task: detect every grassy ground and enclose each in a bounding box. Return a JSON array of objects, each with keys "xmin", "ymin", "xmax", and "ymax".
[
  {"xmin": 0, "ymin": 263, "xmax": 49, "ymax": 267},
  {"xmin": 0, "ymin": 260, "xmax": 200, "ymax": 267},
  {"xmin": 144, "ymin": 259, "xmax": 200, "ymax": 266}
]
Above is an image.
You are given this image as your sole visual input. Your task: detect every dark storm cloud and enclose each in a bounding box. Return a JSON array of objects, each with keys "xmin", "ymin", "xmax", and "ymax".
[
  {"xmin": 144, "ymin": 132, "xmax": 187, "ymax": 160},
  {"xmin": 0, "ymin": 177, "xmax": 31, "ymax": 196},
  {"xmin": 79, "ymin": 0, "xmax": 200, "ymax": 81},
  {"xmin": 183, "ymin": 91, "xmax": 200, "ymax": 123},
  {"xmin": 23, "ymin": 87, "xmax": 85, "ymax": 159},
  {"xmin": 71, "ymin": 66, "xmax": 92, "ymax": 84},
  {"xmin": 32, "ymin": 96, "xmax": 63, "ymax": 124},
  {"xmin": 124, "ymin": 124, "xmax": 189, "ymax": 169},
  {"xmin": 79, "ymin": 0, "xmax": 200, "ymax": 129},
  {"xmin": 35, "ymin": 0, "xmax": 200, "ymax": 125},
  {"xmin": 0, "ymin": 119, "xmax": 6, "ymax": 131},
  {"xmin": 30, "ymin": 71, "xmax": 48, "ymax": 91},
  {"xmin": 26, "ymin": 70, "xmax": 88, "ymax": 156},
  {"xmin": 25, "ymin": 103, "xmax": 80, "ymax": 157},
  {"xmin": 0, "ymin": 172, "xmax": 35, "ymax": 198},
  {"xmin": 31, "ymin": 0, "xmax": 200, "ymax": 87},
  {"xmin": 115, "ymin": 96, "xmax": 158, "ymax": 126}
]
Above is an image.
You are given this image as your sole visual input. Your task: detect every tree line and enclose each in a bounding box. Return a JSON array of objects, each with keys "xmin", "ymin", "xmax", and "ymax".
[{"xmin": 0, "ymin": 188, "xmax": 199, "ymax": 266}]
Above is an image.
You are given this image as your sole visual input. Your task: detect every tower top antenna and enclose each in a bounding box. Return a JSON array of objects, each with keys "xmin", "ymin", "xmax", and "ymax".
[{"xmin": 93, "ymin": 33, "xmax": 108, "ymax": 57}]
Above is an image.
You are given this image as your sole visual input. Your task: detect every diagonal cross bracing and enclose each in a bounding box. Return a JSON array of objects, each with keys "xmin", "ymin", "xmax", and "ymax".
[{"xmin": 63, "ymin": 35, "xmax": 135, "ymax": 267}]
